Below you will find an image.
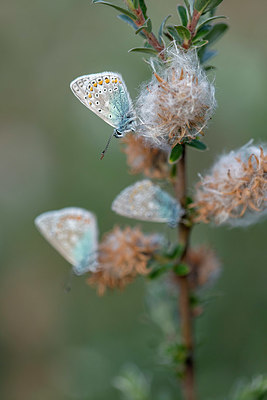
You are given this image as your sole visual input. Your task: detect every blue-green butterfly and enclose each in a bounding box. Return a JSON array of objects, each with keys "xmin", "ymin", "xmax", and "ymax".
[
  {"xmin": 70, "ymin": 72, "xmax": 135, "ymax": 157},
  {"xmin": 112, "ymin": 180, "xmax": 183, "ymax": 228},
  {"xmin": 35, "ymin": 207, "xmax": 98, "ymax": 275}
]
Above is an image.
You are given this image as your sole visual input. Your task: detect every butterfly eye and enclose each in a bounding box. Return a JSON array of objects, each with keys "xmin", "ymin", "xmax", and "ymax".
[
  {"xmin": 95, "ymin": 93, "xmax": 99, "ymax": 98},
  {"xmin": 115, "ymin": 130, "xmax": 123, "ymax": 138},
  {"xmin": 95, "ymin": 101, "xmax": 100, "ymax": 105}
]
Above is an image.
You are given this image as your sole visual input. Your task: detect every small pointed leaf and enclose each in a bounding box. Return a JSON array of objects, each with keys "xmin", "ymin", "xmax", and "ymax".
[
  {"xmin": 118, "ymin": 15, "xmax": 146, "ymax": 38},
  {"xmin": 204, "ymin": 65, "xmax": 216, "ymax": 71},
  {"xmin": 166, "ymin": 26, "xmax": 182, "ymax": 43},
  {"xmin": 158, "ymin": 14, "xmax": 172, "ymax": 43},
  {"xmin": 174, "ymin": 263, "xmax": 190, "ymax": 276},
  {"xmin": 177, "ymin": 5, "xmax": 188, "ymax": 27},
  {"xmin": 184, "ymin": 0, "xmax": 194, "ymax": 19},
  {"xmin": 128, "ymin": 47, "xmax": 158, "ymax": 55},
  {"xmin": 138, "ymin": 0, "xmax": 148, "ymax": 19},
  {"xmin": 198, "ymin": 48, "xmax": 217, "ymax": 63},
  {"xmin": 169, "ymin": 143, "xmax": 183, "ymax": 164},
  {"xmin": 174, "ymin": 25, "xmax": 191, "ymax": 41},
  {"xmin": 197, "ymin": 15, "xmax": 227, "ymax": 30},
  {"xmin": 187, "ymin": 139, "xmax": 207, "ymax": 150},
  {"xmin": 193, "ymin": 39, "xmax": 209, "ymax": 48},
  {"xmin": 194, "ymin": 0, "xmax": 224, "ymax": 14},
  {"xmin": 192, "ymin": 25, "xmax": 211, "ymax": 41},
  {"xmin": 92, "ymin": 0, "xmax": 137, "ymax": 19},
  {"xmin": 204, "ymin": 22, "xmax": 228, "ymax": 45}
]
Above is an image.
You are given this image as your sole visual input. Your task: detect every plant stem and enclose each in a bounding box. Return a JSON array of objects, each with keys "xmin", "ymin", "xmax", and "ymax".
[
  {"xmin": 175, "ymin": 146, "xmax": 196, "ymax": 400},
  {"xmin": 183, "ymin": 9, "xmax": 201, "ymax": 49},
  {"xmin": 123, "ymin": 1, "xmax": 165, "ymax": 59}
]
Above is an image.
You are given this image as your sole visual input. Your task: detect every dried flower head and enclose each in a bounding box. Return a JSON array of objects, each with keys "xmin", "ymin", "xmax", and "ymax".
[
  {"xmin": 135, "ymin": 43, "xmax": 216, "ymax": 150},
  {"xmin": 122, "ymin": 134, "xmax": 169, "ymax": 179},
  {"xmin": 186, "ymin": 245, "xmax": 221, "ymax": 290},
  {"xmin": 193, "ymin": 143, "xmax": 267, "ymax": 226},
  {"xmin": 87, "ymin": 226, "xmax": 160, "ymax": 295}
]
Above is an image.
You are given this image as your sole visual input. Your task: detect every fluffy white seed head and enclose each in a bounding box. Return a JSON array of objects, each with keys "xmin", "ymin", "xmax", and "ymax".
[
  {"xmin": 194, "ymin": 142, "xmax": 267, "ymax": 227},
  {"xmin": 135, "ymin": 43, "xmax": 216, "ymax": 150}
]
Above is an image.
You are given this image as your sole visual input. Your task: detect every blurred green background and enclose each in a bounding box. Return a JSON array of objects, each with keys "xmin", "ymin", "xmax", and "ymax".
[{"xmin": 0, "ymin": 0, "xmax": 266, "ymax": 399}]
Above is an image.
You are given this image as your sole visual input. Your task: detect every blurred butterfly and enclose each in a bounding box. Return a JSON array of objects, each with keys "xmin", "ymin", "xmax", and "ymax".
[
  {"xmin": 70, "ymin": 72, "xmax": 135, "ymax": 158},
  {"xmin": 112, "ymin": 180, "xmax": 183, "ymax": 227},
  {"xmin": 35, "ymin": 207, "xmax": 98, "ymax": 275}
]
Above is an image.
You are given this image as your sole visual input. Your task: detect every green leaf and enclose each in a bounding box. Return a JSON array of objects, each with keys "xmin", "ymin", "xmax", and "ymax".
[
  {"xmin": 92, "ymin": 0, "xmax": 137, "ymax": 19},
  {"xmin": 197, "ymin": 15, "xmax": 227, "ymax": 30},
  {"xmin": 174, "ymin": 25, "xmax": 191, "ymax": 41},
  {"xmin": 169, "ymin": 143, "xmax": 183, "ymax": 164},
  {"xmin": 194, "ymin": 0, "xmax": 223, "ymax": 14},
  {"xmin": 193, "ymin": 39, "xmax": 209, "ymax": 48},
  {"xmin": 128, "ymin": 47, "xmax": 158, "ymax": 55},
  {"xmin": 158, "ymin": 14, "xmax": 172, "ymax": 43},
  {"xmin": 138, "ymin": 0, "xmax": 148, "ymax": 19},
  {"xmin": 164, "ymin": 244, "xmax": 184, "ymax": 259},
  {"xmin": 177, "ymin": 5, "xmax": 188, "ymax": 27},
  {"xmin": 198, "ymin": 47, "xmax": 217, "ymax": 63},
  {"xmin": 173, "ymin": 263, "xmax": 190, "ymax": 276},
  {"xmin": 135, "ymin": 17, "xmax": 152, "ymax": 34},
  {"xmin": 204, "ymin": 22, "xmax": 228, "ymax": 45},
  {"xmin": 133, "ymin": 0, "xmax": 138, "ymax": 7},
  {"xmin": 184, "ymin": 0, "xmax": 194, "ymax": 19},
  {"xmin": 192, "ymin": 25, "xmax": 211, "ymax": 41},
  {"xmin": 166, "ymin": 26, "xmax": 182, "ymax": 43},
  {"xmin": 187, "ymin": 139, "xmax": 207, "ymax": 150},
  {"xmin": 204, "ymin": 64, "xmax": 216, "ymax": 71},
  {"xmin": 117, "ymin": 15, "xmax": 146, "ymax": 38},
  {"xmin": 149, "ymin": 263, "xmax": 173, "ymax": 279}
]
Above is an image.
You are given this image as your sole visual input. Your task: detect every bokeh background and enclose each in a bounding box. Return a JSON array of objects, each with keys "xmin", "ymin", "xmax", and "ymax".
[{"xmin": 1, "ymin": 0, "xmax": 267, "ymax": 399}]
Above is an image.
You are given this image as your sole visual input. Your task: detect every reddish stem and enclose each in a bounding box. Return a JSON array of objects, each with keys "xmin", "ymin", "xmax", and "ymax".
[
  {"xmin": 183, "ymin": 9, "xmax": 201, "ymax": 49},
  {"xmin": 175, "ymin": 146, "xmax": 196, "ymax": 400},
  {"xmin": 130, "ymin": 5, "xmax": 165, "ymax": 59}
]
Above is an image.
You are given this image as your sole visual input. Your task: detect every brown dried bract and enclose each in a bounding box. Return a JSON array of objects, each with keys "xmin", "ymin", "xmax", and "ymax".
[
  {"xmin": 193, "ymin": 147, "xmax": 267, "ymax": 225},
  {"xmin": 122, "ymin": 135, "xmax": 169, "ymax": 179},
  {"xmin": 87, "ymin": 226, "xmax": 160, "ymax": 295},
  {"xmin": 186, "ymin": 245, "xmax": 220, "ymax": 290}
]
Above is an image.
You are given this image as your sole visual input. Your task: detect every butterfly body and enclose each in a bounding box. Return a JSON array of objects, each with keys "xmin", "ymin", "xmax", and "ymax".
[
  {"xmin": 112, "ymin": 180, "xmax": 183, "ymax": 227},
  {"xmin": 70, "ymin": 72, "xmax": 135, "ymax": 137},
  {"xmin": 35, "ymin": 207, "xmax": 98, "ymax": 275}
]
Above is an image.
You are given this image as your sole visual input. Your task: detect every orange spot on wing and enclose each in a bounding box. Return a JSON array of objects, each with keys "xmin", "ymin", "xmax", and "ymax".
[{"xmin": 93, "ymin": 82, "xmax": 97, "ymax": 87}]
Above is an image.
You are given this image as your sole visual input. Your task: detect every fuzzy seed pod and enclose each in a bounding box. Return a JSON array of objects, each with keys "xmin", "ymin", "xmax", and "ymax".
[
  {"xmin": 87, "ymin": 226, "xmax": 160, "ymax": 295},
  {"xmin": 193, "ymin": 143, "xmax": 267, "ymax": 226},
  {"xmin": 135, "ymin": 43, "xmax": 216, "ymax": 150},
  {"xmin": 186, "ymin": 245, "xmax": 221, "ymax": 290},
  {"xmin": 122, "ymin": 135, "xmax": 169, "ymax": 179}
]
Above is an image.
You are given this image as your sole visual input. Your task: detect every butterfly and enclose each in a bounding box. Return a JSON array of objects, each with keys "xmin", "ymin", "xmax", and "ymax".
[
  {"xmin": 70, "ymin": 72, "xmax": 135, "ymax": 157},
  {"xmin": 111, "ymin": 180, "xmax": 183, "ymax": 227},
  {"xmin": 35, "ymin": 207, "xmax": 98, "ymax": 275}
]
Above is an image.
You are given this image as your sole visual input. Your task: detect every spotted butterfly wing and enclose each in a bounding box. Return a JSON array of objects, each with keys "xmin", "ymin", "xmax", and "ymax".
[
  {"xmin": 35, "ymin": 207, "xmax": 98, "ymax": 275},
  {"xmin": 70, "ymin": 72, "xmax": 135, "ymax": 135},
  {"xmin": 112, "ymin": 180, "xmax": 183, "ymax": 227}
]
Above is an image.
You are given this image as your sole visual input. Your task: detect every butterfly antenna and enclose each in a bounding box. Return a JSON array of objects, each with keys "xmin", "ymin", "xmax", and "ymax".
[{"xmin": 100, "ymin": 131, "xmax": 115, "ymax": 160}]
